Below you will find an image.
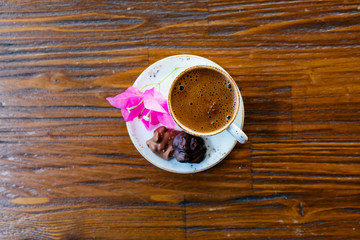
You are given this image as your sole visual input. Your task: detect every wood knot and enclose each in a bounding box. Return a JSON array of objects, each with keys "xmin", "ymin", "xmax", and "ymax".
[
  {"xmin": 50, "ymin": 73, "xmax": 65, "ymax": 85},
  {"xmin": 35, "ymin": 71, "xmax": 81, "ymax": 92}
]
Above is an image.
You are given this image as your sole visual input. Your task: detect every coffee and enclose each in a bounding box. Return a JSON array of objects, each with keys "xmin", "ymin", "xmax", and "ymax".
[{"xmin": 169, "ymin": 66, "xmax": 238, "ymax": 135}]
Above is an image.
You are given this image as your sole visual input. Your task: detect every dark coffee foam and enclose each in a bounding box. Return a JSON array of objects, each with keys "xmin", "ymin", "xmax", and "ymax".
[{"xmin": 170, "ymin": 68, "xmax": 237, "ymax": 134}]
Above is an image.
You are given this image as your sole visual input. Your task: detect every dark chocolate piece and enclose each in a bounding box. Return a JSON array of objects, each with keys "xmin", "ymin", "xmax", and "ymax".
[
  {"xmin": 146, "ymin": 126, "xmax": 181, "ymax": 160},
  {"xmin": 172, "ymin": 132, "xmax": 207, "ymax": 163}
]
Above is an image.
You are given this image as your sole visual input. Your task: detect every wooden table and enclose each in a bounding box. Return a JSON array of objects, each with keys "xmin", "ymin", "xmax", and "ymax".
[{"xmin": 1, "ymin": 0, "xmax": 360, "ymax": 239}]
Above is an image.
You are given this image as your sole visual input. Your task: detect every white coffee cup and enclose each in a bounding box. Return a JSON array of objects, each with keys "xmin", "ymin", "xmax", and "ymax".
[{"xmin": 168, "ymin": 65, "xmax": 248, "ymax": 144}]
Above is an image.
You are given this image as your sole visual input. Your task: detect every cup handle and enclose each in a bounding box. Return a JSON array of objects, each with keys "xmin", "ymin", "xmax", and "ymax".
[{"xmin": 226, "ymin": 123, "xmax": 248, "ymax": 144}]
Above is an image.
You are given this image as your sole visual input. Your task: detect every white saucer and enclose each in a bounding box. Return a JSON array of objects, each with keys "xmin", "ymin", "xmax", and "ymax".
[{"xmin": 126, "ymin": 54, "xmax": 244, "ymax": 174}]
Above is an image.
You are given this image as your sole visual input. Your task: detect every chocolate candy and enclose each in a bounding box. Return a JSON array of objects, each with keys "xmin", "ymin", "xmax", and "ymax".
[
  {"xmin": 146, "ymin": 126, "xmax": 181, "ymax": 160},
  {"xmin": 172, "ymin": 132, "xmax": 207, "ymax": 163}
]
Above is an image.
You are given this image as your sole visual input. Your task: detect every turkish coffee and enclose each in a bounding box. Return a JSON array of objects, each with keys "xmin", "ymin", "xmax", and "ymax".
[{"xmin": 169, "ymin": 66, "xmax": 238, "ymax": 135}]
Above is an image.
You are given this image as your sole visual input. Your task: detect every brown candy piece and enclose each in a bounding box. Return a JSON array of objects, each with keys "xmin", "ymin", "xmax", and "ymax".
[
  {"xmin": 172, "ymin": 132, "xmax": 207, "ymax": 163},
  {"xmin": 146, "ymin": 126, "xmax": 181, "ymax": 160}
]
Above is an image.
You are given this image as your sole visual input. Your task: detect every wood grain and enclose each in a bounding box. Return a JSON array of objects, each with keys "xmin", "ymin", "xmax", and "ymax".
[
  {"xmin": 1, "ymin": 0, "xmax": 360, "ymax": 239},
  {"xmin": 186, "ymin": 193, "xmax": 360, "ymax": 240}
]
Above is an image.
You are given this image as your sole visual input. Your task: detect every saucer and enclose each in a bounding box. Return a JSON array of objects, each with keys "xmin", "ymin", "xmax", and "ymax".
[{"xmin": 126, "ymin": 54, "xmax": 244, "ymax": 173}]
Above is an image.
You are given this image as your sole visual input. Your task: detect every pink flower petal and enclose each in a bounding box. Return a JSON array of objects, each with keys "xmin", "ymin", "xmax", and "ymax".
[
  {"xmin": 106, "ymin": 86, "xmax": 144, "ymax": 122},
  {"xmin": 143, "ymin": 88, "xmax": 167, "ymax": 113},
  {"xmin": 142, "ymin": 109, "xmax": 166, "ymax": 131},
  {"xmin": 107, "ymin": 86, "xmax": 176, "ymax": 131},
  {"xmin": 157, "ymin": 112, "xmax": 176, "ymax": 129},
  {"xmin": 141, "ymin": 110, "xmax": 176, "ymax": 131},
  {"xmin": 106, "ymin": 86, "xmax": 142, "ymax": 109},
  {"xmin": 121, "ymin": 101, "xmax": 144, "ymax": 122},
  {"xmin": 141, "ymin": 109, "xmax": 152, "ymax": 131}
]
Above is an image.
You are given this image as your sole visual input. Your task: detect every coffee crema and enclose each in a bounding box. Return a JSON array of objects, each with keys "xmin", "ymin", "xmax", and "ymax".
[{"xmin": 169, "ymin": 67, "xmax": 237, "ymax": 135}]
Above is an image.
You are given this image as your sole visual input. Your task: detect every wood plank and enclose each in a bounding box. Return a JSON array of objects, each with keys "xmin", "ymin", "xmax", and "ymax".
[
  {"xmin": 0, "ymin": 144, "xmax": 251, "ymax": 202},
  {"xmin": 209, "ymin": 0, "xmax": 360, "ymax": 36},
  {"xmin": 0, "ymin": 203, "xmax": 185, "ymax": 239},
  {"xmin": 0, "ymin": 106, "xmax": 122, "ymax": 119},
  {"xmin": 0, "ymin": 118, "xmax": 129, "ymax": 137},
  {"xmin": 0, "ymin": 67, "xmax": 145, "ymax": 107},
  {"xmin": 0, "ymin": 1, "xmax": 207, "ymax": 80},
  {"xmin": 291, "ymin": 49, "xmax": 360, "ymax": 139},
  {"xmin": 186, "ymin": 193, "xmax": 360, "ymax": 240},
  {"xmin": 0, "ymin": 1, "xmax": 208, "ymax": 38},
  {"xmin": 252, "ymin": 140, "xmax": 360, "ymax": 192}
]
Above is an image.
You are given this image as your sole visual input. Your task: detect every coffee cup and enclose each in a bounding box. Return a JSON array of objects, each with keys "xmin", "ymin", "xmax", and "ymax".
[{"xmin": 168, "ymin": 65, "xmax": 248, "ymax": 144}]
